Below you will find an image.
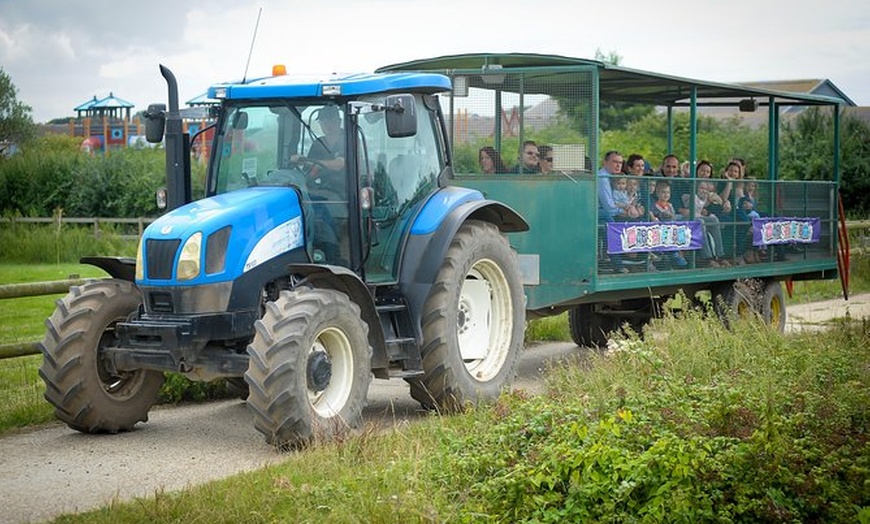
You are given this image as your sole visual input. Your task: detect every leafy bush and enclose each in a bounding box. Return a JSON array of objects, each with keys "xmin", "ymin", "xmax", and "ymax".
[
  {"xmin": 430, "ymin": 309, "xmax": 870, "ymax": 523},
  {"xmin": 0, "ymin": 133, "xmax": 208, "ymax": 218}
]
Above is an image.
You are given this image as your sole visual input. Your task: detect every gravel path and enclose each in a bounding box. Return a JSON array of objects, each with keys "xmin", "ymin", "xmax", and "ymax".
[{"xmin": 1, "ymin": 293, "xmax": 866, "ymax": 524}]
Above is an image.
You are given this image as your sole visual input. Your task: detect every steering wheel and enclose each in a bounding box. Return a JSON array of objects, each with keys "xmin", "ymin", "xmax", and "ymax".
[{"xmin": 289, "ymin": 156, "xmax": 330, "ymax": 179}]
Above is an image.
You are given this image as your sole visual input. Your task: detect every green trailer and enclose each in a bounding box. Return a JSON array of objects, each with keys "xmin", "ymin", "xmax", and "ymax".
[{"xmin": 379, "ymin": 53, "xmax": 848, "ymax": 344}]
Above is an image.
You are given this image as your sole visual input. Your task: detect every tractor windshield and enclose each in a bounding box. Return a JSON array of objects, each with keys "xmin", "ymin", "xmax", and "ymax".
[
  {"xmin": 209, "ymin": 102, "xmax": 348, "ymax": 201},
  {"xmin": 209, "ymin": 101, "xmax": 351, "ymax": 265}
]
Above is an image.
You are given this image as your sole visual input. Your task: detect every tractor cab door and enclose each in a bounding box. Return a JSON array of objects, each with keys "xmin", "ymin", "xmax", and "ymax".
[{"xmin": 355, "ymin": 94, "xmax": 445, "ymax": 284}]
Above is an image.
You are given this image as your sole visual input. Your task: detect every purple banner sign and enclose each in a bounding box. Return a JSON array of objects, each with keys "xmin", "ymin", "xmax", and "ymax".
[
  {"xmin": 752, "ymin": 217, "xmax": 821, "ymax": 246},
  {"xmin": 607, "ymin": 221, "xmax": 704, "ymax": 254}
]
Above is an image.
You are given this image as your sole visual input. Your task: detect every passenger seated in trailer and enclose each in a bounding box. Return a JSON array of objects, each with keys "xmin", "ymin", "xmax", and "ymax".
[
  {"xmin": 611, "ymin": 176, "xmax": 642, "ymax": 220},
  {"xmin": 624, "ymin": 153, "xmax": 652, "ymax": 213},
  {"xmin": 692, "ymin": 182, "xmax": 729, "ymax": 267},
  {"xmin": 597, "ymin": 150, "xmax": 625, "ymax": 222},
  {"xmin": 479, "ymin": 146, "xmax": 509, "ymax": 174},
  {"xmin": 538, "ymin": 145, "xmax": 554, "ymax": 175},
  {"xmin": 625, "ymin": 177, "xmax": 645, "ymax": 219},
  {"xmin": 597, "ymin": 150, "xmax": 628, "ymax": 273},
  {"xmin": 649, "ymin": 180, "xmax": 687, "ymax": 268},
  {"xmin": 512, "ymin": 140, "xmax": 540, "ymax": 174},
  {"xmin": 736, "ymin": 179, "xmax": 767, "ymax": 264}
]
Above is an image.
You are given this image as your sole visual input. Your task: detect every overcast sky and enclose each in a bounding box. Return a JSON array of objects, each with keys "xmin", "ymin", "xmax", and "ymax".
[{"xmin": 2, "ymin": 0, "xmax": 868, "ymax": 123}]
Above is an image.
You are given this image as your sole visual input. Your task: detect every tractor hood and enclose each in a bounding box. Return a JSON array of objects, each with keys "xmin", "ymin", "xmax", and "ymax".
[{"xmin": 138, "ymin": 187, "xmax": 305, "ymax": 286}]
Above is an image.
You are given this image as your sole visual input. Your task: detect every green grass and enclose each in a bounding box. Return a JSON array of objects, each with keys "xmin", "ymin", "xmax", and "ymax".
[
  {"xmin": 1, "ymin": 253, "xmax": 868, "ymax": 436},
  {"xmin": 48, "ymin": 311, "xmax": 869, "ymax": 523},
  {"xmin": 0, "ymin": 264, "xmax": 110, "ymax": 432},
  {"xmin": 0, "ymin": 263, "xmax": 234, "ymax": 434},
  {"xmin": 0, "ymin": 263, "xmax": 108, "ymax": 343}
]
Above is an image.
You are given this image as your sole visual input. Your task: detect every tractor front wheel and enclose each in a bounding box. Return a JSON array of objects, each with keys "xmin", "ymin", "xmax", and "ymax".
[
  {"xmin": 38, "ymin": 279, "xmax": 164, "ymax": 433},
  {"xmin": 245, "ymin": 288, "xmax": 371, "ymax": 449}
]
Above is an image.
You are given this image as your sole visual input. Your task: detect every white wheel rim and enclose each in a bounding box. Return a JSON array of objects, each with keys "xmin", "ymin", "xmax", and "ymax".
[
  {"xmin": 458, "ymin": 258, "xmax": 513, "ymax": 382},
  {"xmin": 307, "ymin": 327, "xmax": 354, "ymax": 417}
]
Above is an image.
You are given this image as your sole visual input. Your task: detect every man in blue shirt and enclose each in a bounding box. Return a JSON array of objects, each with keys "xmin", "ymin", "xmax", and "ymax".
[
  {"xmin": 597, "ymin": 150, "xmax": 628, "ymax": 273},
  {"xmin": 598, "ymin": 150, "xmax": 624, "ymax": 221}
]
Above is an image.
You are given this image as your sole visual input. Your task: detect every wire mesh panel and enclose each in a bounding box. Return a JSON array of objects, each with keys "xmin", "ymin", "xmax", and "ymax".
[{"xmin": 441, "ymin": 68, "xmax": 596, "ymax": 177}]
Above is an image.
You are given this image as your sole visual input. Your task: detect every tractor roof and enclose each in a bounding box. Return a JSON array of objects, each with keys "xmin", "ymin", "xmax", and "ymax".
[{"xmin": 207, "ymin": 71, "xmax": 451, "ymax": 101}]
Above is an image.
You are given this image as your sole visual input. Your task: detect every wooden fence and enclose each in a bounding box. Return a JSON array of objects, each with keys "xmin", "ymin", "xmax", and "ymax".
[{"xmin": 0, "ymin": 216, "xmax": 156, "ymax": 241}]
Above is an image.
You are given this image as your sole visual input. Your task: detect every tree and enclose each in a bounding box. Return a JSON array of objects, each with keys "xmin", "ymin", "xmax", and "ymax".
[
  {"xmin": 593, "ymin": 50, "xmax": 656, "ymax": 131},
  {"xmin": 0, "ymin": 68, "xmax": 36, "ymax": 155},
  {"xmin": 553, "ymin": 49, "xmax": 655, "ymax": 139},
  {"xmin": 780, "ymin": 107, "xmax": 870, "ymax": 216}
]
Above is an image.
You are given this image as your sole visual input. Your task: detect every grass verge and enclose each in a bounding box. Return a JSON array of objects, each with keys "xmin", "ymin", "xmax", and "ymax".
[{"xmin": 49, "ymin": 309, "xmax": 869, "ymax": 523}]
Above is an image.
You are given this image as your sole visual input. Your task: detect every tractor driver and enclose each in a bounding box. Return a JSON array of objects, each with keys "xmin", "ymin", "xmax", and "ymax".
[
  {"xmin": 292, "ymin": 104, "xmax": 348, "ymax": 264},
  {"xmin": 293, "ymin": 105, "xmax": 346, "ymax": 174}
]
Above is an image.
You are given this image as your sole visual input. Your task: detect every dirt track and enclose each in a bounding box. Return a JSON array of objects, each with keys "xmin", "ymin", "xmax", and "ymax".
[{"xmin": 1, "ymin": 294, "xmax": 867, "ymax": 524}]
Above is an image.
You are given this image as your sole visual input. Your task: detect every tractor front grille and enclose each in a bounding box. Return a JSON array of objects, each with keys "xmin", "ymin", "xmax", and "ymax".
[{"xmin": 146, "ymin": 239, "xmax": 181, "ymax": 280}]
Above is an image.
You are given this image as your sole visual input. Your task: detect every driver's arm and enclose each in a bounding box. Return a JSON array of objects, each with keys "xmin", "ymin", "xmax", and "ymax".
[{"xmin": 291, "ymin": 154, "xmax": 345, "ymax": 173}]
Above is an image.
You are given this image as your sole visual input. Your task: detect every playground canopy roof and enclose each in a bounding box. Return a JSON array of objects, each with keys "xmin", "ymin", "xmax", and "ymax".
[{"xmin": 74, "ymin": 92, "xmax": 135, "ymax": 119}]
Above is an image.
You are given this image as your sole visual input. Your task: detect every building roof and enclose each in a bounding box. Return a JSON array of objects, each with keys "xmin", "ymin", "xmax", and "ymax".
[{"xmin": 737, "ymin": 79, "xmax": 855, "ymax": 106}]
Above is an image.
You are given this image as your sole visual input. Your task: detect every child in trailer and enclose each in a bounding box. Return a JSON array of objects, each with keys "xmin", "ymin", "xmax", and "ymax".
[
  {"xmin": 649, "ymin": 181, "xmax": 688, "ymax": 268},
  {"xmin": 612, "ymin": 177, "xmax": 643, "ymax": 220}
]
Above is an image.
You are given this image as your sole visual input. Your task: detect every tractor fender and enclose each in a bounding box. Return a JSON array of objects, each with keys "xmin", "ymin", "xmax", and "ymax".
[
  {"xmin": 287, "ymin": 263, "xmax": 388, "ymax": 373},
  {"xmin": 398, "ymin": 198, "xmax": 528, "ymax": 342},
  {"xmin": 80, "ymin": 256, "xmax": 137, "ymax": 282}
]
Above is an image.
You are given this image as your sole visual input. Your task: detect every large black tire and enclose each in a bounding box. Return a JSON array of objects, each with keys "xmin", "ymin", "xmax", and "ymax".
[
  {"xmin": 713, "ymin": 279, "xmax": 762, "ymax": 329},
  {"xmin": 408, "ymin": 220, "xmax": 524, "ymax": 411},
  {"xmin": 568, "ymin": 304, "xmax": 615, "ymax": 348},
  {"xmin": 38, "ymin": 279, "xmax": 165, "ymax": 433},
  {"xmin": 245, "ymin": 288, "xmax": 372, "ymax": 449},
  {"xmin": 762, "ymin": 280, "xmax": 787, "ymax": 333}
]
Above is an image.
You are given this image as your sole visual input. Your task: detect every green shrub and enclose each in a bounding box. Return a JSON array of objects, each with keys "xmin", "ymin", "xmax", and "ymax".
[
  {"xmin": 430, "ymin": 310, "xmax": 870, "ymax": 523},
  {"xmin": 525, "ymin": 313, "xmax": 570, "ymax": 343},
  {"xmin": 158, "ymin": 374, "xmax": 238, "ymax": 404}
]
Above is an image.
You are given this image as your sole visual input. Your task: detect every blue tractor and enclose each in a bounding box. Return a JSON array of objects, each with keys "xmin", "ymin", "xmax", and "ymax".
[{"xmin": 39, "ymin": 65, "xmax": 528, "ymax": 449}]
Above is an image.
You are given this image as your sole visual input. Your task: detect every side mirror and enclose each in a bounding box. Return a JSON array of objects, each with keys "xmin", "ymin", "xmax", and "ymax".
[
  {"xmin": 232, "ymin": 111, "xmax": 248, "ymax": 130},
  {"xmin": 144, "ymin": 103, "xmax": 166, "ymax": 143},
  {"xmin": 385, "ymin": 94, "xmax": 416, "ymax": 138}
]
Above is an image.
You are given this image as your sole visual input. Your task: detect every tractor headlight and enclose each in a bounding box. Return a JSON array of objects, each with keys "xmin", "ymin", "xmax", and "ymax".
[
  {"xmin": 135, "ymin": 237, "xmax": 145, "ymax": 280},
  {"xmin": 177, "ymin": 232, "xmax": 203, "ymax": 281}
]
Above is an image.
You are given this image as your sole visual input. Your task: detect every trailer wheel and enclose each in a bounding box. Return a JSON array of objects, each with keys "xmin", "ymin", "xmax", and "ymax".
[
  {"xmin": 713, "ymin": 280, "xmax": 761, "ymax": 329},
  {"xmin": 567, "ymin": 304, "xmax": 614, "ymax": 348},
  {"xmin": 409, "ymin": 220, "xmax": 524, "ymax": 411},
  {"xmin": 38, "ymin": 279, "xmax": 164, "ymax": 433},
  {"xmin": 762, "ymin": 280, "xmax": 786, "ymax": 333},
  {"xmin": 245, "ymin": 288, "xmax": 371, "ymax": 449}
]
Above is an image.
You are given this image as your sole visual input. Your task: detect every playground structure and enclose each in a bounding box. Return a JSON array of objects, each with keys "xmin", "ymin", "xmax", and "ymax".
[{"xmin": 69, "ymin": 92, "xmax": 215, "ymax": 155}]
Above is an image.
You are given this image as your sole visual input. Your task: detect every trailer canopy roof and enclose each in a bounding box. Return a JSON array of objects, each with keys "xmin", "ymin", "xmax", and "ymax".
[{"xmin": 377, "ymin": 53, "xmax": 843, "ymax": 108}]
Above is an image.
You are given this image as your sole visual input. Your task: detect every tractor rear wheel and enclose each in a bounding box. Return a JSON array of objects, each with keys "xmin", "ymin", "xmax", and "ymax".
[{"xmin": 408, "ymin": 220, "xmax": 524, "ymax": 411}]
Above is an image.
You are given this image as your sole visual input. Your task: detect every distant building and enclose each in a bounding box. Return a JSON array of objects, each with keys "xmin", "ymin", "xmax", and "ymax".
[{"xmin": 697, "ymin": 78, "xmax": 859, "ymax": 127}]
